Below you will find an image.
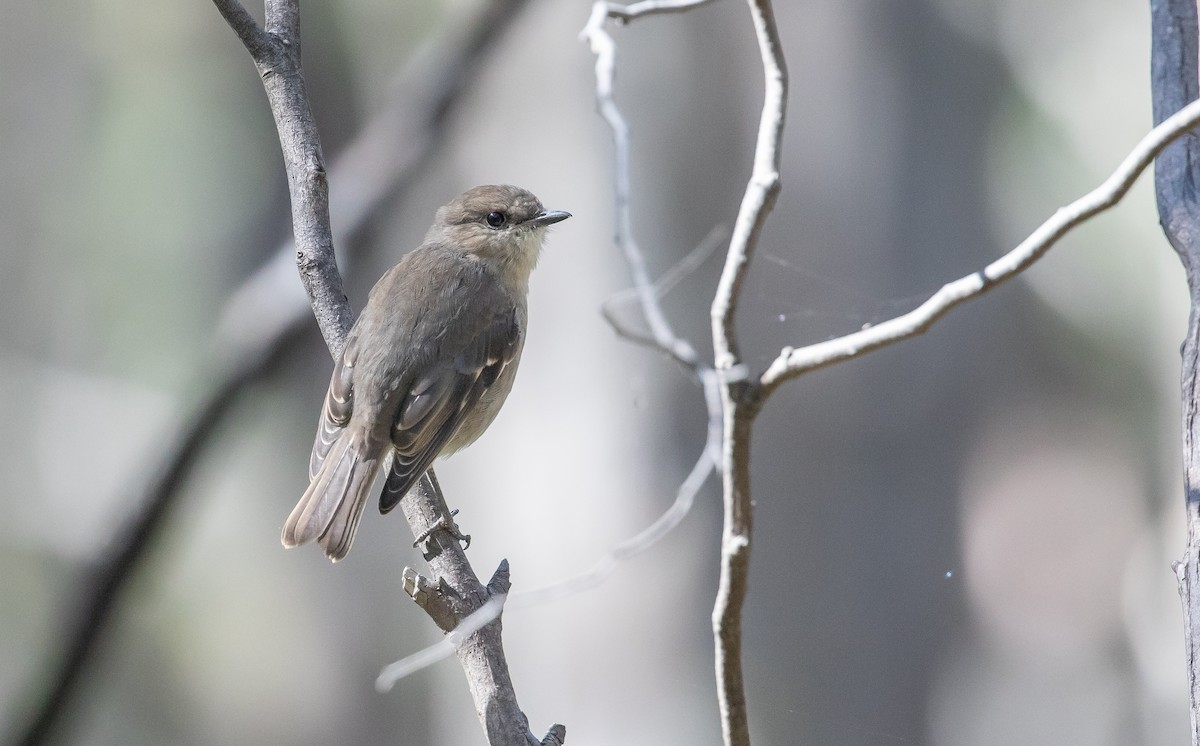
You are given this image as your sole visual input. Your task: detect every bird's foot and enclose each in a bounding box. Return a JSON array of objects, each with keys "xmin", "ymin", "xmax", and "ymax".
[{"xmin": 413, "ymin": 508, "xmax": 472, "ymax": 550}]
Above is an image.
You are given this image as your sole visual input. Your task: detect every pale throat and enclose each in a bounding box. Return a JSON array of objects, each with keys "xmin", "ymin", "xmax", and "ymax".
[{"xmin": 497, "ymin": 227, "xmax": 545, "ymax": 289}]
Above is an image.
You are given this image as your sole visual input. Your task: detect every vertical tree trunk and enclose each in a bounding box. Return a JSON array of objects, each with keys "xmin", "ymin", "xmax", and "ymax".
[
  {"xmin": 1150, "ymin": 0, "xmax": 1200, "ymax": 741},
  {"xmin": 1175, "ymin": 305, "xmax": 1200, "ymax": 742}
]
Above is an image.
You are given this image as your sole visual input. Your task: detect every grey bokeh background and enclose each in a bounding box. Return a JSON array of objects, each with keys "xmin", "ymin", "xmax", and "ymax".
[{"xmin": 0, "ymin": 0, "xmax": 1189, "ymax": 743}]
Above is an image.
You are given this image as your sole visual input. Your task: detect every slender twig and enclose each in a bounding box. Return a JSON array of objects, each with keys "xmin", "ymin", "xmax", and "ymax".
[
  {"xmin": 758, "ymin": 94, "xmax": 1200, "ymax": 397},
  {"xmin": 7, "ymin": 4, "xmax": 533, "ymax": 744},
  {"xmin": 511, "ymin": 406, "xmax": 719, "ymax": 606},
  {"xmin": 211, "ymin": 0, "xmax": 273, "ymax": 56},
  {"xmin": 608, "ymin": 0, "xmax": 717, "ymax": 22},
  {"xmin": 581, "ymin": 0, "xmax": 712, "ymax": 370},
  {"xmin": 600, "ymin": 223, "xmax": 726, "ymax": 365},
  {"xmin": 582, "ymin": 1, "xmax": 740, "ymax": 659},
  {"xmin": 579, "ymin": 0, "xmax": 729, "ymax": 634},
  {"xmin": 710, "ymin": 0, "xmax": 785, "ymax": 374},
  {"xmin": 581, "ymin": 0, "xmax": 730, "ymax": 559}
]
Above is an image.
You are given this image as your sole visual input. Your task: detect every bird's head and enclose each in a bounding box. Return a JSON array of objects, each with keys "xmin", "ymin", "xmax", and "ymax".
[{"xmin": 431, "ymin": 184, "xmax": 571, "ymax": 285}]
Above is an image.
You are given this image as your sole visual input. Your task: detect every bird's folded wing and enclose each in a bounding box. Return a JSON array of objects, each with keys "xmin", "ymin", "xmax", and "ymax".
[{"xmin": 378, "ymin": 309, "xmax": 519, "ymax": 514}]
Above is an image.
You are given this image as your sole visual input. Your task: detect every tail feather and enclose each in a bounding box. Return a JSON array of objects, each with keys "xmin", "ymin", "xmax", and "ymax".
[{"xmin": 282, "ymin": 432, "xmax": 383, "ymax": 562}]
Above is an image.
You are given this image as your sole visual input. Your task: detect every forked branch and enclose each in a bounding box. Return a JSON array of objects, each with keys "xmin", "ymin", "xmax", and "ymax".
[{"xmin": 584, "ymin": 1, "xmax": 1200, "ymax": 745}]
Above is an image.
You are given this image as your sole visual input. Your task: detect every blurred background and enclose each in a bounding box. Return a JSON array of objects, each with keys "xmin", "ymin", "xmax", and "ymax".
[{"xmin": 0, "ymin": 0, "xmax": 1190, "ymax": 743}]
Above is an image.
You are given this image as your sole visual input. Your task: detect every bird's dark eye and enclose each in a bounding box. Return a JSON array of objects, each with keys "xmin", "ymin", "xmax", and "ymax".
[{"xmin": 485, "ymin": 211, "xmax": 506, "ymax": 228}]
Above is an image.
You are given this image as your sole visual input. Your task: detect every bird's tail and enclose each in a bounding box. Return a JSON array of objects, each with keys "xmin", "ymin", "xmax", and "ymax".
[{"xmin": 282, "ymin": 432, "xmax": 383, "ymax": 562}]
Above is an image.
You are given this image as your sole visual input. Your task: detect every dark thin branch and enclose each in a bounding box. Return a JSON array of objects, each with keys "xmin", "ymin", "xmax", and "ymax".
[
  {"xmin": 211, "ymin": 0, "xmax": 273, "ymax": 57},
  {"xmin": 7, "ymin": 4, "xmax": 532, "ymax": 744},
  {"xmin": 8, "ymin": 326, "xmax": 301, "ymax": 746}
]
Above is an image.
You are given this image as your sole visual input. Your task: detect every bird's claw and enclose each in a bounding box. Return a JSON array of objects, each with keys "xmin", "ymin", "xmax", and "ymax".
[{"xmin": 413, "ymin": 508, "xmax": 471, "ymax": 550}]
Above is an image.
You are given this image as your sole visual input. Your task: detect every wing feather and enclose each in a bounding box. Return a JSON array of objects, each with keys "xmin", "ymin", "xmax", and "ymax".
[
  {"xmin": 377, "ymin": 308, "xmax": 519, "ymax": 514},
  {"xmin": 308, "ymin": 342, "xmax": 356, "ymax": 481}
]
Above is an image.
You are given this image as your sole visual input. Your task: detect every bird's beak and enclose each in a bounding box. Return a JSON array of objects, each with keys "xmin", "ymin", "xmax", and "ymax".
[{"xmin": 528, "ymin": 209, "xmax": 572, "ymax": 227}]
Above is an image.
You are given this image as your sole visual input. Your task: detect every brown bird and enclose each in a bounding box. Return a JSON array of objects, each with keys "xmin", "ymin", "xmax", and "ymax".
[{"xmin": 282, "ymin": 184, "xmax": 570, "ymax": 561}]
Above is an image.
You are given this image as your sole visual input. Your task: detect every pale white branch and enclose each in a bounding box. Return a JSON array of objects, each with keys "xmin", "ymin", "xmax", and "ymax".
[
  {"xmin": 608, "ymin": 0, "xmax": 716, "ymax": 22},
  {"xmin": 376, "ymin": 592, "xmax": 508, "ymax": 692},
  {"xmin": 710, "ymin": 0, "xmax": 786, "ymax": 372},
  {"xmin": 581, "ymin": 1, "xmax": 714, "ymax": 370},
  {"xmin": 600, "ymin": 223, "xmax": 727, "ymax": 363},
  {"xmin": 759, "ymin": 95, "xmax": 1200, "ymax": 397},
  {"xmin": 584, "ymin": 3, "xmax": 784, "ymax": 745},
  {"xmin": 709, "ymin": 3, "xmax": 786, "ymax": 744}
]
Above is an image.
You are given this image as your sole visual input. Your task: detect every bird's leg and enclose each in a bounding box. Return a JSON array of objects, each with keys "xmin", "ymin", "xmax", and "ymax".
[
  {"xmin": 412, "ymin": 470, "xmax": 472, "ymax": 550},
  {"xmin": 412, "ymin": 508, "xmax": 472, "ymax": 549}
]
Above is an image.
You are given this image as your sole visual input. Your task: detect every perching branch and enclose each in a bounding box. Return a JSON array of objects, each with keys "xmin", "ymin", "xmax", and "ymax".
[
  {"xmin": 213, "ymin": 0, "xmax": 353, "ymax": 359},
  {"xmin": 397, "ymin": 473, "xmax": 560, "ymax": 746},
  {"xmin": 8, "ymin": 3, "xmax": 542, "ymax": 745},
  {"xmin": 210, "ymin": 3, "xmax": 560, "ymax": 744}
]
